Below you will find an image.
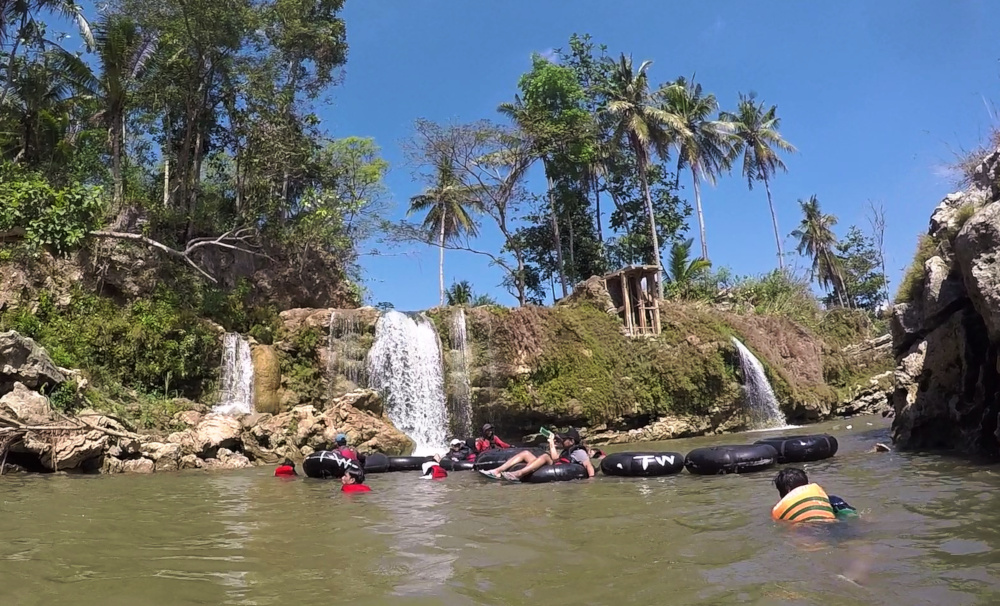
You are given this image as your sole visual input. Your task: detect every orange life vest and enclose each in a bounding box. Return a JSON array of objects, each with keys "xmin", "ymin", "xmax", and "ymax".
[{"xmin": 771, "ymin": 483, "xmax": 836, "ymax": 523}]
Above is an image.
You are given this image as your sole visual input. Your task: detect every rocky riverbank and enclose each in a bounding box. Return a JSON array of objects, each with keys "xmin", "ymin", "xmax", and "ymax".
[{"xmin": 891, "ymin": 145, "xmax": 1000, "ymax": 456}]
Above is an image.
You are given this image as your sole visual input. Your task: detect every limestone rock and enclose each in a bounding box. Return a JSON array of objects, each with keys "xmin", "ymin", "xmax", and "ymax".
[
  {"xmin": 890, "ymin": 302, "xmax": 924, "ymax": 352},
  {"xmin": 17, "ymin": 429, "xmax": 107, "ymax": 471},
  {"xmin": 0, "ymin": 331, "xmax": 67, "ymax": 393},
  {"xmin": 929, "ymin": 190, "xmax": 987, "ymax": 240},
  {"xmin": 331, "ymin": 389, "xmax": 383, "ymax": 416},
  {"xmin": 173, "ymin": 410, "xmax": 203, "ymax": 428},
  {"xmin": 954, "ymin": 201, "xmax": 1000, "ymax": 340},
  {"xmin": 168, "ymin": 413, "xmax": 243, "ymax": 457},
  {"xmin": 0, "ymin": 382, "xmax": 55, "ymax": 425},
  {"xmin": 922, "ymin": 256, "xmax": 967, "ymax": 320},
  {"xmin": 203, "ymin": 448, "xmax": 252, "ymax": 470},
  {"xmin": 251, "ymin": 345, "xmax": 282, "ymax": 414},
  {"xmin": 122, "ymin": 458, "xmax": 155, "ymax": 474},
  {"xmin": 178, "ymin": 454, "xmax": 204, "ymax": 470},
  {"xmin": 141, "ymin": 441, "xmax": 181, "ymax": 472},
  {"xmin": 837, "ymin": 371, "xmax": 893, "ymax": 417},
  {"xmin": 557, "ymin": 275, "xmax": 617, "ymax": 314}
]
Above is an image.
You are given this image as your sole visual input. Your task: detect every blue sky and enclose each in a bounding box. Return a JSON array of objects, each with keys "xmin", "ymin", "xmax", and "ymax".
[{"xmin": 324, "ymin": 0, "xmax": 1000, "ymax": 310}]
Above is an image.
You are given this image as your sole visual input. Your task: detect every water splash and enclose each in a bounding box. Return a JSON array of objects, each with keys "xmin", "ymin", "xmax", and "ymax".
[
  {"xmin": 731, "ymin": 337, "xmax": 787, "ymax": 429},
  {"xmin": 447, "ymin": 308, "xmax": 474, "ymax": 438},
  {"xmin": 366, "ymin": 311, "xmax": 448, "ymax": 455},
  {"xmin": 213, "ymin": 332, "xmax": 254, "ymax": 415},
  {"xmin": 328, "ymin": 310, "xmax": 367, "ymax": 388}
]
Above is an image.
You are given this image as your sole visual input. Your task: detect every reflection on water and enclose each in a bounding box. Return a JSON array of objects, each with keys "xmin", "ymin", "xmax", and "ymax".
[{"xmin": 2, "ymin": 416, "xmax": 1000, "ymax": 606}]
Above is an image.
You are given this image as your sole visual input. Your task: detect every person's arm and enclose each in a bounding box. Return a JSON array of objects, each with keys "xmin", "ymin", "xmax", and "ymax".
[
  {"xmin": 547, "ymin": 435, "xmax": 558, "ymax": 460},
  {"xmin": 493, "ymin": 436, "xmax": 511, "ymax": 448},
  {"xmin": 582, "ymin": 458, "xmax": 595, "ymax": 478}
]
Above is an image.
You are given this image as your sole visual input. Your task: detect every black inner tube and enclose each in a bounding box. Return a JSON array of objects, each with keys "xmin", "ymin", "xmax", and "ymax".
[
  {"xmin": 754, "ymin": 434, "xmax": 838, "ymax": 464},
  {"xmin": 600, "ymin": 451, "xmax": 685, "ymax": 476},
  {"xmin": 684, "ymin": 444, "xmax": 778, "ymax": 475},
  {"xmin": 523, "ymin": 463, "xmax": 589, "ymax": 483}
]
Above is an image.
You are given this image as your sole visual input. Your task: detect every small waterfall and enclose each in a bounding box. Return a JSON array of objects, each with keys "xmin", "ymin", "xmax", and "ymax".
[
  {"xmin": 213, "ymin": 332, "xmax": 254, "ymax": 415},
  {"xmin": 328, "ymin": 311, "xmax": 366, "ymax": 388},
  {"xmin": 366, "ymin": 311, "xmax": 448, "ymax": 455},
  {"xmin": 447, "ymin": 308, "xmax": 474, "ymax": 438},
  {"xmin": 731, "ymin": 337, "xmax": 787, "ymax": 429}
]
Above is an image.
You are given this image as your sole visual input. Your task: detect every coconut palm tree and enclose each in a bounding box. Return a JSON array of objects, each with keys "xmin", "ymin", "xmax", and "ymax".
[
  {"xmin": 790, "ymin": 195, "xmax": 846, "ymax": 307},
  {"xmin": 721, "ymin": 92, "xmax": 796, "ymax": 270},
  {"xmin": 604, "ymin": 53, "xmax": 686, "ymax": 294},
  {"xmin": 407, "ymin": 158, "xmax": 483, "ymax": 306},
  {"xmin": 666, "ymin": 237, "xmax": 712, "ymax": 299},
  {"xmin": 659, "ymin": 76, "xmax": 734, "ymax": 261},
  {"xmin": 92, "ymin": 14, "xmax": 158, "ymax": 209}
]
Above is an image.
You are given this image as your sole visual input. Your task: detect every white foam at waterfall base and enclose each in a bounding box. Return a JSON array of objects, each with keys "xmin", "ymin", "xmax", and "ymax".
[
  {"xmin": 213, "ymin": 333, "xmax": 255, "ymax": 415},
  {"xmin": 367, "ymin": 311, "xmax": 449, "ymax": 455},
  {"xmin": 731, "ymin": 337, "xmax": 787, "ymax": 429},
  {"xmin": 449, "ymin": 308, "xmax": 474, "ymax": 438}
]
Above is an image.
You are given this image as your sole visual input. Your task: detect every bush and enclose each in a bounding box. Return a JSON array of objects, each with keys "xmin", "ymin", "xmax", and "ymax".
[
  {"xmin": 0, "ymin": 164, "xmax": 105, "ymax": 255},
  {"xmin": 895, "ymin": 235, "xmax": 937, "ymax": 304}
]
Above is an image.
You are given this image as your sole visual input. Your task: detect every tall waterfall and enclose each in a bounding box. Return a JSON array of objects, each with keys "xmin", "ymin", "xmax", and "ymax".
[
  {"xmin": 366, "ymin": 311, "xmax": 448, "ymax": 455},
  {"xmin": 447, "ymin": 308, "xmax": 474, "ymax": 438},
  {"xmin": 731, "ymin": 337, "xmax": 786, "ymax": 429},
  {"xmin": 213, "ymin": 332, "xmax": 255, "ymax": 415},
  {"xmin": 328, "ymin": 311, "xmax": 366, "ymax": 387}
]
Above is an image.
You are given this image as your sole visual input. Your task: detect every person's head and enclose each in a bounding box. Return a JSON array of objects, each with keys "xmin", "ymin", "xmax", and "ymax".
[
  {"xmin": 481, "ymin": 423, "xmax": 494, "ymax": 438},
  {"xmin": 336, "ymin": 433, "xmax": 348, "ymax": 447},
  {"xmin": 556, "ymin": 427, "xmax": 581, "ymax": 448},
  {"xmin": 774, "ymin": 467, "xmax": 809, "ymax": 498},
  {"xmin": 341, "ymin": 465, "xmax": 365, "ymax": 486},
  {"xmin": 588, "ymin": 447, "xmax": 605, "ymax": 459},
  {"xmin": 449, "ymin": 438, "xmax": 464, "ymax": 451},
  {"xmin": 420, "ymin": 461, "xmax": 448, "ymax": 480},
  {"xmin": 281, "ymin": 458, "xmax": 295, "ymax": 470}
]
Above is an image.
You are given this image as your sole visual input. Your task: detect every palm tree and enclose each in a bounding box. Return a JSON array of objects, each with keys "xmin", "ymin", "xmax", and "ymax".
[
  {"xmin": 498, "ymin": 94, "xmax": 569, "ymax": 298},
  {"xmin": 666, "ymin": 237, "xmax": 712, "ymax": 299},
  {"xmin": 604, "ymin": 53, "xmax": 686, "ymax": 294},
  {"xmin": 790, "ymin": 195, "xmax": 846, "ymax": 307},
  {"xmin": 722, "ymin": 92, "xmax": 796, "ymax": 270},
  {"xmin": 408, "ymin": 158, "xmax": 483, "ymax": 306},
  {"xmin": 92, "ymin": 14, "xmax": 157, "ymax": 209},
  {"xmin": 659, "ymin": 76, "xmax": 733, "ymax": 262},
  {"xmin": 445, "ymin": 280, "xmax": 473, "ymax": 306}
]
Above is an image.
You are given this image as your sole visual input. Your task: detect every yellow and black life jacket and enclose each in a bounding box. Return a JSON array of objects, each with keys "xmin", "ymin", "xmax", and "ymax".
[{"xmin": 771, "ymin": 483, "xmax": 836, "ymax": 522}]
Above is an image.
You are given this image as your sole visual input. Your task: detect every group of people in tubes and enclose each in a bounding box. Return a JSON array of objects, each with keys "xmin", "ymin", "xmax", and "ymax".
[{"xmin": 274, "ymin": 423, "xmax": 858, "ymax": 522}]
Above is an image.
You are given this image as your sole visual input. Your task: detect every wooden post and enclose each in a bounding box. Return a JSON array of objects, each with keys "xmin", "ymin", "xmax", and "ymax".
[
  {"xmin": 636, "ymin": 275, "xmax": 648, "ymax": 334},
  {"xmin": 621, "ymin": 273, "xmax": 633, "ymax": 336},
  {"xmin": 649, "ymin": 269, "xmax": 661, "ymax": 335}
]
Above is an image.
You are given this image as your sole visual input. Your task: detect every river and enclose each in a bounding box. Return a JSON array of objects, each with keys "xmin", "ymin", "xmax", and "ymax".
[{"xmin": 2, "ymin": 415, "xmax": 999, "ymax": 605}]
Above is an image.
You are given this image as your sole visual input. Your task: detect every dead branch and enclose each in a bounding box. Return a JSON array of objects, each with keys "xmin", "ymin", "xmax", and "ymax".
[{"xmin": 89, "ymin": 228, "xmax": 269, "ymax": 283}]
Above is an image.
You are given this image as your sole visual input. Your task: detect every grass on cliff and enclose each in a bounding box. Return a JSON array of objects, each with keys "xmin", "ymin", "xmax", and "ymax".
[{"xmin": 895, "ymin": 235, "xmax": 937, "ymax": 304}]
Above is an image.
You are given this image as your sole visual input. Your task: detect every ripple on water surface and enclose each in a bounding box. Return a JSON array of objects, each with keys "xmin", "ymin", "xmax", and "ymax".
[{"xmin": 3, "ymin": 416, "xmax": 1000, "ymax": 605}]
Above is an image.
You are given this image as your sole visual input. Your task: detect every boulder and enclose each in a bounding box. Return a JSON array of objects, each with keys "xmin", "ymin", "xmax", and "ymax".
[
  {"xmin": 954, "ymin": 201, "xmax": 1000, "ymax": 341},
  {"xmin": 203, "ymin": 448, "xmax": 252, "ymax": 470},
  {"xmin": 890, "ymin": 302, "xmax": 924, "ymax": 353},
  {"xmin": 141, "ymin": 441, "xmax": 181, "ymax": 472},
  {"xmin": 922, "ymin": 256, "xmax": 967, "ymax": 320},
  {"xmin": 178, "ymin": 454, "xmax": 204, "ymax": 470},
  {"xmin": 17, "ymin": 429, "xmax": 107, "ymax": 471},
  {"xmin": 0, "ymin": 331, "xmax": 66, "ymax": 393},
  {"xmin": 251, "ymin": 345, "xmax": 282, "ymax": 414},
  {"xmin": 929, "ymin": 190, "xmax": 987, "ymax": 240},
  {"xmin": 122, "ymin": 458, "xmax": 155, "ymax": 474},
  {"xmin": 331, "ymin": 389, "xmax": 383, "ymax": 416},
  {"xmin": 0, "ymin": 382, "xmax": 55, "ymax": 425},
  {"xmin": 173, "ymin": 410, "xmax": 204, "ymax": 428},
  {"xmin": 168, "ymin": 413, "xmax": 243, "ymax": 458}
]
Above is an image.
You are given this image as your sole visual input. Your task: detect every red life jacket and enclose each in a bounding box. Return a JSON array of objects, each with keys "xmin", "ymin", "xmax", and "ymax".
[
  {"xmin": 337, "ymin": 446, "xmax": 359, "ymax": 462},
  {"xmin": 274, "ymin": 465, "xmax": 296, "ymax": 477},
  {"xmin": 342, "ymin": 483, "xmax": 371, "ymax": 493}
]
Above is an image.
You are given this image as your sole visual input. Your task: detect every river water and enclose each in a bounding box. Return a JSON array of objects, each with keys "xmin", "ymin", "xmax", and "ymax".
[{"xmin": 3, "ymin": 415, "xmax": 999, "ymax": 605}]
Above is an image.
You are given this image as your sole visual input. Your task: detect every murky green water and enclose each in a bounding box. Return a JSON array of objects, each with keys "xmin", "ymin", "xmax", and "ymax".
[{"xmin": 3, "ymin": 416, "xmax": 1000, "ymax": 605}]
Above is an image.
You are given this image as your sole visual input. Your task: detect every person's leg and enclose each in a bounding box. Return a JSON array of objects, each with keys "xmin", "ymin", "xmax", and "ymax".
[
  {"xmin": 434, "ymin": 454, "xmax": 443, "ymax": 462},
  {"xmin": 509, "ymin": 453, "xmax": 553, "ymax": 479},
  {"xmin": 487, "ymin": 451, "xmax": 537, "ymax": 476}
]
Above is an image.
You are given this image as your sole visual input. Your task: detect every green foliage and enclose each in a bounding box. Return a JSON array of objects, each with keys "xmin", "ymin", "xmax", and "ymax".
[
  {"xmin": 0, "ymin": 165, "xmax": 105, "ymax": 255},
  {"xmin": 895, "ymin": 234, "xmax": 937, "ymax": 304},
  {"xmin": 665, "ymin": 237, "xmax": 711, "ymax": 298},
  {"xmin": 827, "ymin": 226, "xmax": 887, "ymax": 312},
  {"xmin": 277, "ymin": 325, "xmax": 326, "ymax": 406},
  {"xmin": 0, "ymin": 288, "xmax": 219, "ymax": 398},
  {"xmin": 199, "ymin": 279, "xmax": 280, "ymax": 344},
  {"xmin": 47, "ymin": 380, "xmax": 81, "ymax": 413},
  {"xmin": 791, "ymin": 195, "xmax": 846, "ymax": 304}
]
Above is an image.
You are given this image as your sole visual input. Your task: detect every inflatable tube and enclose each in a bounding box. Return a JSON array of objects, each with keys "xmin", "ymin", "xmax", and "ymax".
[
  {"xmin": 600, "ymin": 451, "xmax": 685, "ymax": 477},
  {"xmin": 684, "ymin": 444, "xmax": 778, "ymax": 475},
  {"xmin": 302, "ymin": 450, "xmax": 353, "ymax": 479},
  {"xmin": 387, "ymin": 455, "xmax": 434, "ymax": 472},
  {"xmin": 522, "ymin": 463, "xmax": 589, "ymax": 483},
  {"xmin": 362, "ymin": 453, "xmax": 390, "ymax": 474},
  {"xmin": 472, "ymin": 448, "xmax": 544, "ymax": 471},
  {"xmin": 438, "ymin": 458, "xmax": 475, "ymax": 471},
  {"xmin": 754, "ymin": 434, "xmax": 838, "ymax": 464}
]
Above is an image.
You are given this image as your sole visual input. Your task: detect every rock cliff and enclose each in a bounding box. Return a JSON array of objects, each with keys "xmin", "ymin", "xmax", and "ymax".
[{"xmin": 891, "ymin": 146, "xmax": 1000, "ymax": 455}]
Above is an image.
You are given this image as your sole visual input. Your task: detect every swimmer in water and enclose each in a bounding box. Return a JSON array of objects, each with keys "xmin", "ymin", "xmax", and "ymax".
[
  {"xmin": 341, "ymin": 464, "xmax": 371, "ymax": 493},
  {"xmin": 274, "ymin": 458, "xmax": 297, "ymax": 477},
  {"xmin": 772, "ymin": 468, "xmax": 857, "ymax": 522}
]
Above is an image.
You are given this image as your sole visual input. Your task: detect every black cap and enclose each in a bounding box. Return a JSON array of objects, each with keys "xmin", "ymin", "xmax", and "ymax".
[
  {"xmin": 482, "ymin": 423, "xmax": 493, "ymax": 433},
  {"xmin": 556, "ymin": 428, "xmax": 581, "ymax": 443}
]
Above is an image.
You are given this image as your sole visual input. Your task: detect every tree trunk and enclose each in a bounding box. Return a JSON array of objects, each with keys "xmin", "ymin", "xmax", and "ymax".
[
  {"xmin": 592, "ymin": 173, "xmax": 604, "ymax": 244},
  {"xmin": 515, "ymin": 252, "xmax": 526, "ymax": 306},
  {"xmin": 438, "ymin": 216, "xmax": 446, "ymax": 306},
  {"xmin": 763, "ymin": 176, "xmax": 785, "ymax": 271},
  {"xmin": 692, "ymin": 167, "xmax": 708, "ymax": 261},
  {"xmin": 111, "ymin": 124, "xmax": 123, "ymax": 212},
  {"xmin": 546, "ymin": 172, "xmax": 568, "ymax": 299},
  {"xmin": 635, "ymin": 148, "xmax": 663, "ymax": 296},
  {"xmin": 162, "ymin": 157, "xmax": 170, "ymax": 207}
]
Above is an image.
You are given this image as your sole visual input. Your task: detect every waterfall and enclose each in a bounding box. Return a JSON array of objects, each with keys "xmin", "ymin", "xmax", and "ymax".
[
  {"xmin": 366, "ymin": 311, "xmax": 448, "ymax": 455},
  {"xmin": 213, "ymin": 332, "xmax": 254, "ymax": 415},
  {"xmin": 731, "ymin": 337, "xmax": 787, "ymax": 429},
  {"xmin": 328, "ymin": 311, "xmax": 366, "ymax": 388},
  {"xmin": 447, "ymin": 308, "xmax": 474, "ymax": 438}
]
